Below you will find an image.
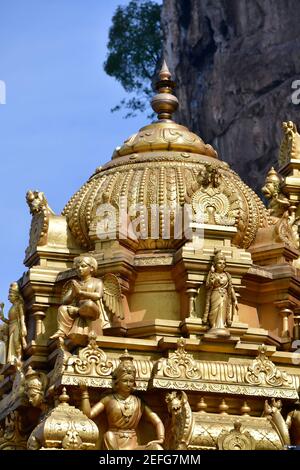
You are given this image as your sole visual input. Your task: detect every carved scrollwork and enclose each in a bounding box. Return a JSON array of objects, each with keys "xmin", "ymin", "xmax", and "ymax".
[
  {"xmin": 159, "ymin": 338, "xmax": 201, "ymax": 380},
  {"xmin": 72, "ymin": 332, "xmax": 113, "ymax": 376},
  {"xmin": 245, "ymin": 345, "xmax": 293, "ymax": 387},
  {"xmin": 189, "ymin": 165, "xmax": 240, "ymax": 226}
]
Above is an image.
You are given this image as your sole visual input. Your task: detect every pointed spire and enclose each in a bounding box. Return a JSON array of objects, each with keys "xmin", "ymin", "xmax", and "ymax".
[
  {"xmin": 159, "ymin": 60, "xmax": 171, "ymax": 81},
  {"xmin": 151, "ymin": 59, "xmax": 179, "ymax": 121}
]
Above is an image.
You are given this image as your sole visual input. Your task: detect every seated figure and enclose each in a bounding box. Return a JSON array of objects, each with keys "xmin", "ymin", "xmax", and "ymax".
[
  {"xmin": 80, "ymin": 352, "xmax": 165, "ymax": 450},
  {"xmin": 51, "ymin": 255, "xmax": 123, "ymax": 341}
]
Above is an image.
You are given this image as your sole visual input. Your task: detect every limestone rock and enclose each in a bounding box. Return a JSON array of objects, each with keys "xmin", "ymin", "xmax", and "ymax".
[{"xmin": 162, "ymin": 0, "xmax": 300, "ymax": 193}]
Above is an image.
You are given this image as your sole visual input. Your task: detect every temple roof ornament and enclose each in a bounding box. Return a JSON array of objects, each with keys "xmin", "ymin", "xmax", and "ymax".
[
  {"xmin": 27, "ymin": 387, "xmax": 99, "ymax": 450},
  {"xmin": 245, "ymin": 344, "xmax": 293, "ymax": 388},
  {"xmin": 62, "ymin": 61, "xmax": 269, "ymax": 250}
]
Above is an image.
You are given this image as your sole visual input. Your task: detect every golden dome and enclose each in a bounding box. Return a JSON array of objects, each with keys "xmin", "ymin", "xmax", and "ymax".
[{"xmin": 63, "ymin": 62, "xmax": 269, "ymax": 250}]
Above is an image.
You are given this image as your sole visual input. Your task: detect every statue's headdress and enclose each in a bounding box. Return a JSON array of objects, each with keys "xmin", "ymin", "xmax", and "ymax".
[
  {"xmin": 264, "ymin": 167, "xmax": 280, "ymax": 186},
  {"xmin": 112, "ymin": 350, "xmax": 136, "ymax": 385},
  {"xmin": 213, "ymin": 250, "xmax": 226, "ymax": 264}
]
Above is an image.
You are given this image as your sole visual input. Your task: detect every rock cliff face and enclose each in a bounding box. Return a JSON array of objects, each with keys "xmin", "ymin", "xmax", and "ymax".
[{"xmin": 162, "ymin": 0, "xmax": 300, "ymax": 192}]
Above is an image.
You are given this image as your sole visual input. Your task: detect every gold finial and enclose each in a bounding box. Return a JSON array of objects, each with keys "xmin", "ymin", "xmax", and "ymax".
[
  {"xmin": 59, "ymin": 387, "xmax": 70, "ymax": 404},
  {"xmin": 159, "ymin": 60, "xmax": 171, "ymax": 80},
  {"xmin": 151, "ymin": 60, "xmax": 179, "ymax": 121}
]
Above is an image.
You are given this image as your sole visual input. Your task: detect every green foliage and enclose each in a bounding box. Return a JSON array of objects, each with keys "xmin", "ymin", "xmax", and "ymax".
[{"xmin": 104, "ymin": 0, "xmax": 162, "ymax": 117}]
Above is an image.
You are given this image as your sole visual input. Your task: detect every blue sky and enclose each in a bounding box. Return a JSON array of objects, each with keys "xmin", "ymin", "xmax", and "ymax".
[{"xmin": 0, "ymin": 1, "xmax": 159, "ymax": 307}]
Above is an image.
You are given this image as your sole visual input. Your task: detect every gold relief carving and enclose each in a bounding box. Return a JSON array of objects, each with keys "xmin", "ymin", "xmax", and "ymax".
[
  {"xmin": 62, "ymin": 376, "xmax": 112, "ymax": 388},
  {"xmin": 72, "ymin": 332, "xmax": 113, "ymax": 376},
  {"xmin": 152, "ymin": 347, "xmax": 297, "ymax": 399},
  {"xmin": 25, "ymin": 190, "xmax": 55, "ymax": 259},
  {"xmin": 0, "ymin": 360, "xmax": 26, "ymax": 421},
  {"xmin": 165, "ymin": 391, "xmax": 283, "ymax": 450},
  {"xmin": 157, "ymin": 339, "xmax": 201, "ymax": 380},
  {"xmin": 134, "ymin": 255, "xmax": 173, "ymax": 266},
  {"xmin": 279, "ymin": 121, "xmax": 300, "ymax": 166},
  {"xmin": 189, "ymin": 165, "xmax": 240, "ymax": 226},
  {"xmin": 27, "ymin": 388, "xmax": 99, "ymax": 450},
  {"xmin": 217, "ymin": 421, "xmax": 255, "ymax": 450},
  {"xmin": 230, "ymin": 175, "xmax": 269, "ymax": 248},
  {"xmin": 154, "ymin": 379, "xmax": 297, "ymax": 399},
  {"xmin": 63, "ymin": 154, "xmax": 269, "ymax": 251},
  {"xmin": 0, "ymin": 283, "xmax": 27, "ymax": 364},
  {"xmin": 112, "ymin": 122, "xmax": 218, "ymax": 159},
  {"xmin": 0, "ymin": 411, "xmax": 28, "ymax": 450},
  {"xmin": 245, "ymin": 345, "xmax": 293, "ymax": 388},
  {"xmin": 56, "ymin": 338, "xmax": 151, "ymax": 391}
]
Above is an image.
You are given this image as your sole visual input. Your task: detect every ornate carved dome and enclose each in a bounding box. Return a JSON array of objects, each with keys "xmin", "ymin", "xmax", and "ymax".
[{"xmin": 62, "ymin": 62, "xmax": 269, "ymax": 250}]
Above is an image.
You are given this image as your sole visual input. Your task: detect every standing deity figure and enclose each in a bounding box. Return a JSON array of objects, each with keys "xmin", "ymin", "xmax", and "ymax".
[
  {"xmin": 0, "ymin": 303, "xmax": 8, "ymax": 364},
  {"xmin": 81, "ymin": 352, "xmax": 165, "ymax": 450},
  {"xmin": 0, "ymin": 283, "xmax": 27, "ymax": 363},
  {"xmin": 203, "ymin": 251, "xmax": 238, "ymax": 336},
  {"xmin": 50, "ymin": 255, "xmax": 123, "ymax": 340}
]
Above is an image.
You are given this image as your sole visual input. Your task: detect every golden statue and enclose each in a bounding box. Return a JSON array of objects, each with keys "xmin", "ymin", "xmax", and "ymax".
[
  {"xmin": 81, "ymin": 352, "xmax": 165, "ymax": 450},
  {"xmin": 0, "ymin": 283, "xmax": 27, "ymax": 363},
  {"xmin": 50, "ymin": 255, "xmax": 123, "ymax": 340},
  {"xmin": 0, "ymin": 303, "xmax": 8, "ymax": 364},
  {"xmin": 286, "ymin": 395, "xmax": 300, "ymax": 446},
  {"xmin": 25, "ymin": 366, "xmax": 48, "ymax": 409},
  {"xmin": 261, "ymin": 167, "xmax": 290, "ymax": 218},
  {"xmin": 203, "ymin": 251, "xmax": 238, "ymax": 336}
]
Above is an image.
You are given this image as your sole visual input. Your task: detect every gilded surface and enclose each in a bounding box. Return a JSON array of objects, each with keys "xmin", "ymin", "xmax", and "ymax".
[
  {"xmin": 152, "ymin": 342, "xmax": 297, "ymax": 399},
  {"xmin": 3, "ymin": 63, "xmax": 300, "ymax": 452},
  {"xmin": 50, "ymin": 256, "xmax": 123, "ymax": 342},
  {"xmin": 245, "ymin": 345, "xmax": 293, "ymax": 387},
  {"xmin": 25, "ymin": 190, "xmax": 55, "ymax": 260},
  {"xmin": 52, "ymin": 336, "xmax": 151, "ymax": 391},
  {"xmin": 0, "ymin": 283, "xmax": 27, "ymax": 364},
  {"xmin": 156, "ymin": 338, "xmax": 201, "ymax": 380},
  {"xmin": 165, "ymin": 391, "xmax": 284, "ymax": 450},
  {"xmin": 279, "ymin": 121, "xmax": 300, "ymax": 166},
  {"xmin": 217, "ymin": 422, "xmax": 255, "ymax": 450},
  {"xmin": 27, "ymin": 388, "xmax": 99, "ymax": 450},
  {"xmin": 80, "ymin": 351, "xmax": 164, "ymax": 450},
  {"xmin": 63, "ymin": 157, "xmax": 269, "ymax": 250},
  {"xmin": 0, "ymin": 361, "xmax": 26, "ymax": 421},
  {"xmin": 203, "ymin": 251, "xmax": 238, "ymax": 335}
]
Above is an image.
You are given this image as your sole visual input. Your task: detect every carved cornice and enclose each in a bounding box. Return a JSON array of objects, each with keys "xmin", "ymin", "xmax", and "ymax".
[
  {"xmin": 151, "ymin": 341, "xmax": 298, "ymax": 400},
  {"xmin": 50, "ymin": 335, "xmax": 152, "ymax": 391}
]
